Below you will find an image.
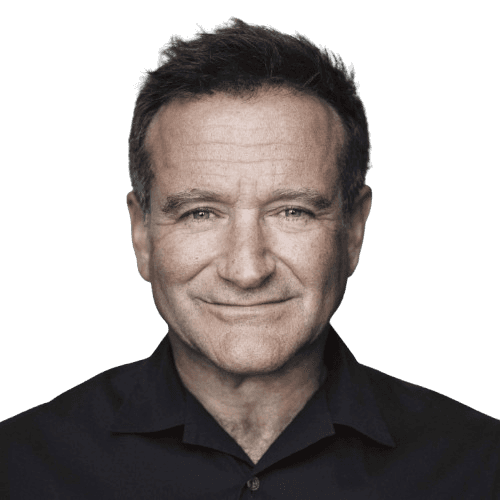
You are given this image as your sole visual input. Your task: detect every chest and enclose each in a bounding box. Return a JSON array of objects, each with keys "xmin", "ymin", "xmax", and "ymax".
[
  {"xmin": 231, "ymin": 431, "xmax": 278, "ymax": 464},
  {"xmin": 215, "ymin": 418, "xmax": 286, "ymax": 464}
]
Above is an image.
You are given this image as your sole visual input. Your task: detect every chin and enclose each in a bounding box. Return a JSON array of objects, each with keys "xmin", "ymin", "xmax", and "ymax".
[
  {"xmin": 212, "ymin": 352, "xmax": 289, "ymax": 377},
  {"xmin": 206, "ymin": 324, "xmax": 311, "ymax": 376}
]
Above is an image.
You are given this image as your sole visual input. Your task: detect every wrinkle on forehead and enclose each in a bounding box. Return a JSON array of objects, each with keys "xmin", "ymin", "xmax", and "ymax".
[
  {"xmin": 147, "ymin": 91, "xmax": 345, "ymax": 172},
  {"xmin": 148, "ymin": 90, "xmax": 344, "ymax": 201},
  {"xmin": 165, "ymin": 144, "xmax": 318, "ymax": 165}
]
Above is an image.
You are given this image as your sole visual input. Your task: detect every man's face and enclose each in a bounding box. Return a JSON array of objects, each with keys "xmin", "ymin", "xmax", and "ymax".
[{"xmin": 129, "ymin": 91, "xmax": 370, "ymax": 375}]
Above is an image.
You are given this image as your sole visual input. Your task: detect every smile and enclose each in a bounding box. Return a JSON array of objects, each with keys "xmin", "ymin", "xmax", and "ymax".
[
  {"xmin": 210, "ymin": 300, "xmax": 290, "ymax": 307},
  {"xmin": 199, "ymin": 298, "xmax": 293, "ymax": 320}
]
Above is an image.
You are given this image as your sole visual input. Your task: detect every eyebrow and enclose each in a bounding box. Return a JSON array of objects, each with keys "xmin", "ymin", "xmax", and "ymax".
[
  {"xmin": 161, "ymin": 190, "xmax": 230, "ymax": 214},
  {"xmin": 268, "ymin": 188, "xmax": 333, "ymax": 211},
  {"xmin": 160, "ymin": 187, "xmax": 333, "ymax": 214}
]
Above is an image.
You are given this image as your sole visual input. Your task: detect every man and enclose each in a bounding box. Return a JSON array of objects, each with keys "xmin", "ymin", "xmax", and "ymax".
[{"xmin": 1, "ymin": 18, "xmax": 498, "ymax": 499}]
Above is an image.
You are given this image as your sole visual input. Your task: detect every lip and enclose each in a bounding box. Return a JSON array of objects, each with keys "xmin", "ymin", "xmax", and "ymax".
[
  {"xmin": 199, "ymin": 298, "xmax": 293, "ymax": 319},
  {"xmin": 202, "ymin": 299, "xmax": 291, "ymax": 307}
]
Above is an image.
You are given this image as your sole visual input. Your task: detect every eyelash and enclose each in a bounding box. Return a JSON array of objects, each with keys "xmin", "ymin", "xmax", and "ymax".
[{"xmin": 180, "ymin": 207, "xmax": 315, "ymax": 220}]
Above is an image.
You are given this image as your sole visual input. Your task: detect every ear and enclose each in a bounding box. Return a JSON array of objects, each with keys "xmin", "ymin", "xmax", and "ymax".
[
  {"xmin": 127, "ymin": 191, "xmax": 151, "ymax": 282},
  {"xmin": 346, "ymin": 185, "xmax": 372, "ymax": 277}
]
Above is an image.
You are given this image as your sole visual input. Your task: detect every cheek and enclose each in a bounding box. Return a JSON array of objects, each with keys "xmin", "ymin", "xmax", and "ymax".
[
  {"xmin": 277, "ymin": 229, "xmax": 344, "ymax": 286},
  {"xmin": 304, "ymin": 231, "xmax": 348, "ymax": 324},
  {"xmin": 149, "ymin": 232, "xmax": 218, "ymax": 287}
]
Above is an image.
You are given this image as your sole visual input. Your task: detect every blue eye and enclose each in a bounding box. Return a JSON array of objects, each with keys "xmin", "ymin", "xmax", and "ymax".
[
  {"xmin": 181, "ymin": 208, "xmax": 216, "ymax": 222},
  {"xmin": 282, "ymin": 208, "xmax": 313, "ymax": 219},
  {"xmin": 284, "ymin": 208, "xmax": 305, "ymax": 217},
  {"xmin": 191, "ymin": 210, "xmax": 211, "ymax": 220}
]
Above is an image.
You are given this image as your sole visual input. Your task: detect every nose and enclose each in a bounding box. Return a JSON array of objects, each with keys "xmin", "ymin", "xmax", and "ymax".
[{"xmin": 217, "ymin": 210, "xmax": 276, "ymax": 289}]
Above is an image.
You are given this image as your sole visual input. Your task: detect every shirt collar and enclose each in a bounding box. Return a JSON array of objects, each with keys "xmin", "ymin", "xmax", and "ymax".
[
  {"xmin": 109, "ymin": 334, "xmax": 186, "ymax": 433},
  {"xmin": 322, "ymin": 326, "xmax": 396, "ymax": 447},
  {"xmin": 110, "ymin": 326, "xmax": 395, "ymax": 448}
]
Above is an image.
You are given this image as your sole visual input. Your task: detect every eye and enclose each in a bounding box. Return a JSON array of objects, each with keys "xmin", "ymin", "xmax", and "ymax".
[
  {"xmin": 181, "ymin": 208, "xmax": 217, "ymax": 222},
  {"xmin": 280, "ymin": 208, "xmax": 314, "ymax": 220}
]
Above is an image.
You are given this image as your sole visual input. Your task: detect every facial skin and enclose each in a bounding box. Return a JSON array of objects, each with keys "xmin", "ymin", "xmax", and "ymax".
[{"xmin": 128, "ymin": 90, "xmax": 372, "ymax": 378}]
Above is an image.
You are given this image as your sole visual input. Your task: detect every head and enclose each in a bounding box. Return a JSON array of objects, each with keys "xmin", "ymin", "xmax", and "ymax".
[
  {"xmin": 127, "ymin": 19, "xmax": 372, "ymax": 376},
  {"xmin": 129, "ymin": 18, "xmax": 370, "ymax": 219}
]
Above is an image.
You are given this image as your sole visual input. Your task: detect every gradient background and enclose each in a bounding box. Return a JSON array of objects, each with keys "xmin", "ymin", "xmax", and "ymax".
[{"xmin": 1, "ymin": 1, "xmax": 498, "ymax": 422}]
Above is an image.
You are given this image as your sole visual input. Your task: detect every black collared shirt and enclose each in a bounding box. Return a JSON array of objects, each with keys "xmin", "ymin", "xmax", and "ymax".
[{"xmin": 1, "ymin": 326, "xmax": 499, "ymax": 499}]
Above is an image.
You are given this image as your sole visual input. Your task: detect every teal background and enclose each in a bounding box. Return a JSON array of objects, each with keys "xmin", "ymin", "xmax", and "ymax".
[{"xmin": 1, "ymin": 1, "xmax": 498, "ymax": 421}]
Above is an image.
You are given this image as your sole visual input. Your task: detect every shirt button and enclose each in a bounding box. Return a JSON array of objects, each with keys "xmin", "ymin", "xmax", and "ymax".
[{"xmin": 246, "ymin": 476, "xmax": 260, "ymax": 491}]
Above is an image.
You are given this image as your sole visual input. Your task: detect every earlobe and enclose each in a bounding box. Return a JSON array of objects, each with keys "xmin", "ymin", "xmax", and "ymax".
[
  {"xmin": 347, "ymin": 185, "xmax": 372, "ymax": 277},
  {"xmin": 127, "ymin": 191, "xmax": 151, "ymax": 282}
]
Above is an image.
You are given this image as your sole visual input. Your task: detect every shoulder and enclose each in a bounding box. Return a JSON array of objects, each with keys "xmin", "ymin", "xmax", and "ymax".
[
  {"xmin": 364, "ymin": 364, "xmax": 500, "ymax": 454},
  {"xmin": 0, "ymin": 357, "xmax": 146, "ymax": 441},
  {"xmin": 0, "ymin": 359, "xmax": 147, "ymax": 498}
]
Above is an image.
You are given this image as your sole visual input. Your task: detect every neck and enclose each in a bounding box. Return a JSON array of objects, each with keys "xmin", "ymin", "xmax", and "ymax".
[{"xmin": 169, "ymin": 327, "xmax": 329, "ymax": 463}]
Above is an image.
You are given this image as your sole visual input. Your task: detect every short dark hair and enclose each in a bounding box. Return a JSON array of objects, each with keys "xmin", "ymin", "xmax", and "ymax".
[{"xmin": 129, "ymin": 18, "xmax": 370, "ymax": 216}]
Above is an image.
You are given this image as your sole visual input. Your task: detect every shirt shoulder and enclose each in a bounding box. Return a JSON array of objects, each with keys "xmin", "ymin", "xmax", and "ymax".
[
  {"xmin": 363, "ymin": 364, "xmax": 500, "ymax": 449},
  {"xmin": 0, "ymin": 357, "xmax": 146, "ymax": 440}
]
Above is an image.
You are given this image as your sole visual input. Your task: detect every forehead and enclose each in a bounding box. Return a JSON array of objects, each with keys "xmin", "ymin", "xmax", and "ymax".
[{"xmin": 146, "ymin": 91, "xmax": 345, "ymax": 200}]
